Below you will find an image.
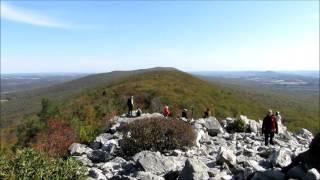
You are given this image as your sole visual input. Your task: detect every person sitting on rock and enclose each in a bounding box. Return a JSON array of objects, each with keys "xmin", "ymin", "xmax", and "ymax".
[
  {"xmin": 262, "ymin": 109, "xmax": 278, "ymax": 145},
  {"xmin": 136, "ymin": 108, "xmax": 142, "ymax": 117},
  {"xmin": 181, "ymin": 109, "xmax": 188, "ymax": 119},
  {"xmin": 127, "ymin": 96, "xmax": 134, "ymax": 117},
  {"xmin": 203, "ymin": 108, "xmax": 211, "ymax": 118},
  {"xmin": 282, "ymin": 132, "xmax": 320, "ymax": 173},
  {"xmin": 275, "ymin": 111, "xmax": 282, "ymax": 125},
  {"xmin": 163, "ymin": 105, "xmax": 170, "ymax": 118}
]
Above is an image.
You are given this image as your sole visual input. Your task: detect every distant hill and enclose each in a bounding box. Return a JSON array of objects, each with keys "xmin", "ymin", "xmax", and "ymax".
[
  {"xmin": 1, "ymin": 68, "xmax": 319, "ymax": 146},
  {"xmin": 0, "ymin": 67, "xmax": 178, "ymax": 128},
  {"xmin": 1, "ymin": 73, "xmax": 88, "ymax": 94},
  {"xmin": 192, "ymin": 71, "xmax": 319, "ymax": 106},
  {"xmin": 61, "ymin": 69, "xmax": 319, "ymax": 132}
]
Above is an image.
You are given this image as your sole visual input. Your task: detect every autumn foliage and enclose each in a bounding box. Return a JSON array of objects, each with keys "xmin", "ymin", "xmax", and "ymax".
[{"xmin": 32, "ymin": 119, "xmax": 77, "ymax": 157}]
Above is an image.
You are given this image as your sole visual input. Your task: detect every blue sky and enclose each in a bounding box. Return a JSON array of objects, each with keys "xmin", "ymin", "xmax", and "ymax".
[{"xmin": 1, "ymin": 1, "xmax": 319, "ymax": 73}]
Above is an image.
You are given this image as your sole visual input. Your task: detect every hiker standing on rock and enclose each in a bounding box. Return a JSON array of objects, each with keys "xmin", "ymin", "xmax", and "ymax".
[
  {"xmin": 262, "ymin": 109, "xmax": 278, "ymax": 145},
  {"xmin": 182, "ymin": 109, "xmax": 188, "ymax": 119},
  {"xmin": 127, "ymin": 96, "xmax": 134, "ymax": 117},
  {"xmin": 203, "ymin": 108, "xmax": 211, "ymax": 118},
  {"xmin": 163, "ymin": 105, "xmax": 170, "ymax": 118},
  {"xmin": 275, "ymin": 111, "xmax": 285, "ymax": 134},
  {"xmin": 275, "ymin": 111, "xmax": 282, "ymax": 125}
]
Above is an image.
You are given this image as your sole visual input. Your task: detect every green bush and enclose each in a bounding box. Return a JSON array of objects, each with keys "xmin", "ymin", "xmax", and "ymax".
[
  {"xmin": 16, "ymin": 115, "xmax": 45, "ymax": 147},
  {"xmin": 0, "ymin": 148, "xmax": 85, "ymax": 180},
  {"xmin": 227, "ymin": 118, "xmax": 247, "ymax": 133},
  {"xmin": 234, "ymin": 119, "xmax": 246, "ymax": 132},
  {"xmin": 120, "ymin": 117, "xmax": 196, "ymax": 156},
  {"xmin": 78, "ymin": 125, "xmax": 100, "ymax": 143}
]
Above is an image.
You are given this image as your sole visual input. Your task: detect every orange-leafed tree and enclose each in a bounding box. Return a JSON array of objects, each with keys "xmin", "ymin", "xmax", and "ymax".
[{"xmin": 32, "ymin": 118, "xmax": 77, "ymax": 157}]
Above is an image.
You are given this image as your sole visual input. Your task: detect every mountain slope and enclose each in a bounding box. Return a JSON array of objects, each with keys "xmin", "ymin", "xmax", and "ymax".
[
  {"xmin": 60, "ymin": 69, "xmax": 319, "ymax": 138},
  {"xmin": 0, "ymin": 67, "xmax": 175, "ymax": 128},
  {"xmin": 1, "ymin": 68, "xmax": 319, "ymax": 146}
]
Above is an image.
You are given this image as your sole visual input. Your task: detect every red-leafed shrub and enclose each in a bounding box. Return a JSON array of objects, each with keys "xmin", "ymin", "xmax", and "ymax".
[
  {"xmin": 32, "ymin": 119, "xmax": 77, "ymax": 157},
  {"xmin": 120, "ymin": 117, "xmax": 196, "ymax": 156}
]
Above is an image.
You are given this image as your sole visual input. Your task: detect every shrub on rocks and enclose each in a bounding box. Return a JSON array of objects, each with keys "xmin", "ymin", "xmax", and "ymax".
[
  {"xmin": 120, "ymin": 117, "xmax": 196, "ymax": 156},
  {"xmin": 226, "ymin": 118, "xmax": 249, "ymax": 133},
  {"xmin": 32, "ymin": 119, "xmax": 77, "ymax": 157}
]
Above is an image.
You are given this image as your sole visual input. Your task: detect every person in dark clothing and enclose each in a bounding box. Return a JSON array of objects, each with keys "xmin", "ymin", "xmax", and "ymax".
[
  {"xmin": 182, "ymin": 109, "xmax": 188, "ymax": 119},
  {"xmin": 127, "ymin": 96, "xmax": 134, "ymax": 117},
  {"xmin": 282, "ymin": 132, "xmax": 320, "ymax": 172},
  {"xmin": 203, "ymin": 108, "xmax": 211, "ymax": 118},
  {"xmin": 136, "ymin": 108, "xmax": 142, "ymax": 117},
  {"xmin": 262, "ymin": 109, "xmax": 278, "ymax": 146}
]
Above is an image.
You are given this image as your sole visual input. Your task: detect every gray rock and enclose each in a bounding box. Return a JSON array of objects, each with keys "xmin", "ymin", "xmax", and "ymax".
[
  {"xmin": 193, "ymin": 123, "xmax": 203, "ymax": 130},
  {"xmin": 101, "ymin": 143, "xmax": 117, "ymax": 154},
  {"xmin": 243, "ymin": 160, "xmax": 266, "ymax": 171},
  {"xmin": 243, "ymin": 147, "xmax": 256, "ymax": 157},
  {"xmin": 220, "ymin": 120, "xmax": 227, "ymax": 128},
  {"xmin": 179, "ymin": 158, "xmax": 209, "ymax": 180},
  {"xmin": 164, "ymin": 171, "xmax": 180, "ymax": 180},
  {"xmin": 89, "ymin": 141, "xmax": 102, "ymax": 150},
  {"xmin": 109, "ymin": 122, "xmax": 121, "ymax": 133},
  {"xmin": 211, "ymin": 171, "xmax": 232, "ymax": 180},
  {"xmin": 69, "ymin": 143, "xmax": 90, "ymax": 156},
  {"xmin": 248, "ymin": 120, "xmax": 259, "ymax": 133},
  {"xmin": 135, "ymin": 171, "xmax": 165, "ymax": 180},
  {"xmin": 203, "ymin": 117, "xmax": 224, "ymax": 136},
  {"xmin": 68, "ymin": 113, "xmax": 313, "ymax": 180},
  {"xmin": 258, "ymin": 147, "xmax": 274, "ymax": 158},
  {"xmin": 88, "ymin": 167, "xmax": 107, "ymax": 180},
  {"xmin": 73, "ymin": 155, "xmax": 93, "ymax": 167},
  {"xmin": 252, "ymin": 170, "xmax": 285, "ymax": 180},
  {"xmin": 216, "ymin": 146, "xmax": 237, "ymax": 167},
  {"xmin": 295, "ymin": 128, "xmax": 314, "ymax": 143},
  {"xmin": 288, "ymin": 165, "xmax": 307, "ymax": 179},
  {"xmin": 207, "ymin": 168, "xmax": 220, "ymax": 177},
  {"xmin": 133, "ymin": 151, "xmax": 182, "ymax": 176},
  {"xmin": 108, "ymin": 175, "xmax": 137, "ymax": 180},
  {"xmin": 268, "ymin": 149, "xmax": 292, "ymax": 167},
  {"xmin": 95, "ymin": 133, "xmax": 114, "ymax": 145},
  {"xmin": 100, "ymin": 157, "xmax": 127, "ymax": 173},
  {"xmin": 171, "ymin": 149, "xmax": 184, "ymax": 156},
  {"xmin": 88, "ymin": 150, "xmax": 112, "ymax": 163},
  {"xmin": 122, "ymin": 161, "xmax": 137, "ymax": 175},
  {"xmin": 303, "ymin": 168, "xmax": 320, "ymax": 180},
  {"xmin": 195, "ymin": 129, "xmax": 205, "ymax": 147}
]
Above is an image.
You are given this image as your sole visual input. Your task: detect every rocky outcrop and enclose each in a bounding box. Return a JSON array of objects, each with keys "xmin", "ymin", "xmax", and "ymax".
[{"xmin": 69, "ymin": 113, "xmax": 317, "ymax": 180}]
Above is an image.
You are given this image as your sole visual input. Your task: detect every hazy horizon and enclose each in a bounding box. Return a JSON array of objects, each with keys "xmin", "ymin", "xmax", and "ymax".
[
  {"xmin": 1, "ymin": 69, "xmax": 319, "ymax": 75},
  {"xmin": 1, "ymin": 1, "xmax": 319, "ymax": 73}
]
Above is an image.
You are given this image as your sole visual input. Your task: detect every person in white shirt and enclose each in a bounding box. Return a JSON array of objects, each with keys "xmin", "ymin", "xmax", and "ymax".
[{"xmin": 275, "ymin": 111, "xmax": 282, "ymax": 125}]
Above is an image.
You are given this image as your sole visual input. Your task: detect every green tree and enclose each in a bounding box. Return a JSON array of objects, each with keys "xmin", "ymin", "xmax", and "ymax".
[
  {"xmin": 16, "ymin": 116, "xmax": 45, "ymax": 147},
  {"xmin": 37, "ymin": 98, "xmax": 59, "ymax": 122}
]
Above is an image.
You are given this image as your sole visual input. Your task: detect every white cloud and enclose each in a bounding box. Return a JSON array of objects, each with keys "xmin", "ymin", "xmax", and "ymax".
[{"xmin": 1, "ymin": 2, "xmax": 75, "ymax": 29}]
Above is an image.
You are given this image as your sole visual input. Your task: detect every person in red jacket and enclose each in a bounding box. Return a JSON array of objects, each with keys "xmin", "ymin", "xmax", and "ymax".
[
  {"xmin": 163, "ymin": 105, "xmax": 170, "ymax": 118},
  {"xmin": 262, "ymin": 109, "xmax": 278, "ymax": 146}
]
